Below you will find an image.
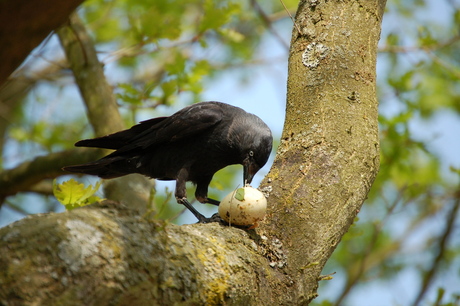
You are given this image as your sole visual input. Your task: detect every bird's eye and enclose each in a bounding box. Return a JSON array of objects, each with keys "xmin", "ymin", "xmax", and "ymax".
[{"xmin": 249, "ymin": 150, "xmax": 254, "ymax": 157}]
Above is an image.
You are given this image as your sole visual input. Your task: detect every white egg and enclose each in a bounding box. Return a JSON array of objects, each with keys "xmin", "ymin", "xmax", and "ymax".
[{"xmin": 218, "ymin": 186, "xmax": 267, "ymax": 227}]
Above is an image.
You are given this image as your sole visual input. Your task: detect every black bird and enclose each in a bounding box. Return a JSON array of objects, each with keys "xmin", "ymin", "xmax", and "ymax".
[{"xmin": 63, "ymin": 101, "xmax": 273, "ymax": 223}]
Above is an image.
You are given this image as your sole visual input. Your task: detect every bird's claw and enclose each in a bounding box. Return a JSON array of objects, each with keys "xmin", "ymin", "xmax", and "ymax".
[{"xmin": 196, "ymin": 213, "xmax": 224, "ymax": 224}]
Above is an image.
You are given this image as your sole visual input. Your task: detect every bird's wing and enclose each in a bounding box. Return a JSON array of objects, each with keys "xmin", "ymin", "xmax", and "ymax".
[
  {"xmin": 78, "ymin": 102, "xmax": 224, "ymax": 154},
  {"xmin": 148, "ymin": 103, "xmax": 224, "ymax": 143},
  {"xmin": 129, "ymin": 102, "xmax": 224, "ymax": 149},
  {"xmin": 75, "ymin": 117, "xmax": 168, "ymax": 149}
]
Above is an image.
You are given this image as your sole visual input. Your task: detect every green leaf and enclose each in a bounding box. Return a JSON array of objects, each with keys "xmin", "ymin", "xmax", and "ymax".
[
  {"xmin": 235, "ymin": 187, "xmax": 245, "ymax": 201},
  {"xmin": 161, "ymin": 79, "xmax": 178, "ymax": 102},
  {"xmin": 199, "ymin": 1, "xmax": 239, "ymax": 33},
  {"xmin": 116, "ymin": 83, "xmax": 142, "ymax": 105},
  {"xmin": 53, "ymin": 179, "xmax": 103, "ymax": 210},
  {"xmin": 218, "ymin": 28, "xmax": 245, "ymax": 43},
  {"xmin": 385, "ymin": 32, "xmax": 399, "ymax": 46},
  {"xmin": 450, "ymin": 166, "xmax": 460, "ymax": 176}
]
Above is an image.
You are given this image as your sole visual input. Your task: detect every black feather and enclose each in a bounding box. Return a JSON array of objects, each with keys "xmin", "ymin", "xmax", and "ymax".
[{"xmin": 75, "ymin": 117, "xmax": 167, "ymax": 149}]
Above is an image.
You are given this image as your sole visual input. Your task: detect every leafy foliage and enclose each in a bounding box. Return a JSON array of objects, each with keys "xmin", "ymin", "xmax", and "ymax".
[{"xmin": 53, "ymin": 179, "xmax": 103, "ymax": 210}]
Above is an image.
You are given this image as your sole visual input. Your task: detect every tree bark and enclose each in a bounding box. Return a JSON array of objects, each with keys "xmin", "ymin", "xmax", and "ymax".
[
  {"xmin": 0, "ymin": 0, "xmax": 84, "ymax": 87},
  {"xmin": 257, "ymin": 0, "xmax": 385, "ymax": 301},
  {"xmin": 57, "ymin": 13, "xmax": 125, "ymax": 136},
  {"xmin": 0, "ymin": 148, "xmax": 103, "ymax": 201},
  {"xmin": 56, "ymin": 12, "xmax": 155, "ymax": 213},
  {"xmin": 0, "ymin": 201, "xmax": 291, "ymax": 305},
  {"xmin": 0, "ymin": 0, "xmax": 386, "ymax": 304}
]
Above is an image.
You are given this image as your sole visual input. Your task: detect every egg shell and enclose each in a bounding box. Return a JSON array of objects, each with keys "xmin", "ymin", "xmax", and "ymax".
[{"xmin": 218, "ymin": 186, "xmax": 267, "ymax": 227}]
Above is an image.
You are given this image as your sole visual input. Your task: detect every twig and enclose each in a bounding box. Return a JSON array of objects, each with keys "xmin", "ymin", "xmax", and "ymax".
[
  {"xmin": 412, "ymin": 193, "xmax": 460, "ymax": 306},
  {"xmin": 425, "ymin": 50, "xmax": 460, "ymax": 79},
  {"xmin": 269, "ymin": 7, "xmax": 298, "ymax": 23},
  {"xmin": 27, "ymin": 180, "xmax": 55, "ymax": 195},
  {"xmin": 251, "ymin": 0, "xmax": 289, "ymax": 50},
  {"xmin": 3, "ymin": 199, "xmax": 31, "ymax": 216},
  {"xmin": 0, "ymin": 148, "xmax": 104, "ymax": 204},
  {"xmin": 279, "ymin": 0, "xmax": 301, "ymax": 35},
  {"xmin": 101, "ymin": 37, "xmax": 197, "ymax": 64},
  {"xmin": 334, "ymin": 185, "xmax": 407, "ymax": 306},
  {"xmin": 379, "ymin": 34, "xmax": 460, "ymax": 53},
  {"xmin": 318, "ymin": 271, "xmax": 336, "ymax": 281}
]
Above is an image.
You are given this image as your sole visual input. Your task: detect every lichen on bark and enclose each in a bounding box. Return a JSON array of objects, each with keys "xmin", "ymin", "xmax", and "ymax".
[{"xmin": 257, "ymin": 0, "xmax": 385, "ymax": 302}]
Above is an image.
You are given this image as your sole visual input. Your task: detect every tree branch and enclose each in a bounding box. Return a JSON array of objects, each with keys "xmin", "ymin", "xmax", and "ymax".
[
  {"xmin": 0, "ymin": 60, "xmax": 66, "ymax": 157},
  {"xmin": 334, "ymin": 188, "xmax": 405, "ymax": 305},
  {"xmin": 412, "ymin": 193, "xmax": 460, "ymax": 306},
  {"xmin": 378, "ymin": 34, "xmax": 460, "ymax": 54},
  {"xmin": 0, "ymin": 148, "xmax": 104, "ymax": 202},
  {"xmin": 57, "ymin": 13, "xmax": 124, "ymax": 136},
  {"xmin": 250, "ymin": 0, "xmax": 290, "ymax": 50},
  {"xmin": 0, "ymin": 0, "xmax": 83, "ymax": 86},
  {"xmin": 0, "ymin": 202, "xmax": 289, "ymax": 305},
  {"xmin": 56, "ymin": 12, "xmax": 154, "ymax": 212}
]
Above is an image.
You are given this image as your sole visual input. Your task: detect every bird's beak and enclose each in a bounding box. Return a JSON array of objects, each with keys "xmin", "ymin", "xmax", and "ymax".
[{"xmin": 243, "ymin": 161, "xmax": 257, "ymax": 186}]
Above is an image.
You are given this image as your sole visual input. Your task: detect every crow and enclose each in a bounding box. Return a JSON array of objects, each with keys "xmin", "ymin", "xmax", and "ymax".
[{"xmin": 63, "ymin": 101, "xmax": 273, "ymax": 223}]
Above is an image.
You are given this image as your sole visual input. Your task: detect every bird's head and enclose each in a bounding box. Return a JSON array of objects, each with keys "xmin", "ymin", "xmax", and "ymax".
[{"xmin": 240, "ymin": 121, "xmax": 273, "ymax": 185}]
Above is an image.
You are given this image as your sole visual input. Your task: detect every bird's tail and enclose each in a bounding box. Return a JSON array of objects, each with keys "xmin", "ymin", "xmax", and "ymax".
[{"xmin": 63, "ymin": 156, "xmax": 141, "ymax": 179}]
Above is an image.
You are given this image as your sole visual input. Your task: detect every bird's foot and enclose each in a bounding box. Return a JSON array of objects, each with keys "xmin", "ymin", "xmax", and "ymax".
[
  {"xmin": 196, "ymin": 213, "xmax": 224, "ymax": 224},
  {"xmin": 178, "ymin": 197, "xmax": 223, "ymax": 224}
]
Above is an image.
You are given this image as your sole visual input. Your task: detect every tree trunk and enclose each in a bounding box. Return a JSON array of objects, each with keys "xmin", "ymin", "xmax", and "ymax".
[
  {"xmin": 0, "ymin": 0, "xmax": 385, "ymax": 304},
  {"xmin": 257, "ymin": 0, "xmax": 385, "ymax": 301},
  {"xmin": 0, "ymin": 0, "xmax": 84, "ymax": 87}
]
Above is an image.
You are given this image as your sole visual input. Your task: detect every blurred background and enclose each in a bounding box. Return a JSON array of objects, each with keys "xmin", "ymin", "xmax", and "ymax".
[{"xmin": 1, "ymin": 0, "xmax": 459, "ymax": 305}]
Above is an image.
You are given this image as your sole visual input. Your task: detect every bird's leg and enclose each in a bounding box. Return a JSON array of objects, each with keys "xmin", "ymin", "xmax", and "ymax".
[
  {"xmin": 205, "ymin": 198, "xmax": 220, "ymax": 206},
  {"xmin": 195, "ymin": 177, "xmax": 221, "ymax": 206},
  {"xmin": 175, "ymin": 170, "xmax": 215, "ymax": 223},
  {"xmin": 195, "ymin": 194, "xmax": 220, "ymax": 206},
  {"xmin": 176, "ymin": 197, "xmax": 211, "ymax": 223}
]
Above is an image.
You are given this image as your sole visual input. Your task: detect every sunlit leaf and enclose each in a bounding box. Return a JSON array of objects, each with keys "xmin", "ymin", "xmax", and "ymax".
[
  {"xmin": 235, "ymin": 187, "xmax": 245, "ymax": 201},
  {"xmin": 53, "ymin": 179, "xmax": 104, "ymax": 210}
]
